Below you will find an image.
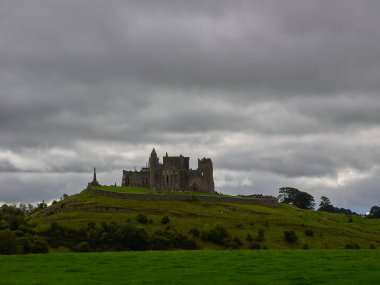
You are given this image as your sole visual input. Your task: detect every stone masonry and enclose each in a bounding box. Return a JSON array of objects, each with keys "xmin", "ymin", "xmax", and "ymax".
[{"xmin": 122, "ymin": 148, "xmax": 215, "ymax": 193}]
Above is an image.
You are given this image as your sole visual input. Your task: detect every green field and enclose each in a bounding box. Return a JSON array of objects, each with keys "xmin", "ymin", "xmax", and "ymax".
[{"xmin": 1, "ymin": 250, "xmax": 379, "ymax": 284}]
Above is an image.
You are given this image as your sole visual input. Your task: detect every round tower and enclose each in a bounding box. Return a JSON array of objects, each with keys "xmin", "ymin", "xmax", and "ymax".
[{"xmin": 149, "ymin": 148, "xmax": 158, "ymax": 189}]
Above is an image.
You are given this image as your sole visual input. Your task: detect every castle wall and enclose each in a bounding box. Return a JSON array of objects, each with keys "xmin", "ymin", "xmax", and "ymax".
[
  {"xmin": 122, "ymin": 170, "xmax": 149, "ymax": 188},
  {"xmin": 88, "ymin": 187, "xmax": 278, "ymax": 207}
]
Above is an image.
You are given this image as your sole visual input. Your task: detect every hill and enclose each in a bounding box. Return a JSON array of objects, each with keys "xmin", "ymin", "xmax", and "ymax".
[{"xmin": 31, "ymin": 185, "xmax": 380, "ymax": 251}]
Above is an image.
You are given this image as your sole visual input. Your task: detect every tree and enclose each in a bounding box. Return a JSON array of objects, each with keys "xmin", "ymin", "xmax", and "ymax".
[
  {"xmin": 318, "ymin": 196, "xmax": 358, "ymax": 215},
  {"xmin": 318, "ymin": 196, "xmax": 334, "ymax": 212},
  {"xmin": 278, "ymin": 187, "xmax": 315, "ymax": 210},
  {"xmin": 368, "ymin": 206, "xmax": 380, "ymax": 219},
  {"xmin": 0, "ymin": 230, "xmax": 18, "ymax": 254}
]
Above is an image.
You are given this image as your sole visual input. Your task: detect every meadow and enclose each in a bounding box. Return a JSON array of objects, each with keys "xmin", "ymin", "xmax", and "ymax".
[{"xmin": 0, "ymin": 250, "xmax": 379, "ymax": 284}]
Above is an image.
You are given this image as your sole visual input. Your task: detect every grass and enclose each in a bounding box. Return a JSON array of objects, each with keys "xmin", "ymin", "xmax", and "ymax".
[
  {"xmin": 31, "ymin": 189, "xmax": 380, "ymax": 250},
  {"xmin": 1, "ymin": 250, "xmax": 380, "ymax": 284},
  {"xmin": 92, "ymin": 185, "xmax": 229, "ymax": 197}
]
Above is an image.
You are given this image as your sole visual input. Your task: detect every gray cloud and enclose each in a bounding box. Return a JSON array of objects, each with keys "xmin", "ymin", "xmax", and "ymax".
[{"xmin": 0, "ymin": 1, "xmax": 380, "ymax": 212}]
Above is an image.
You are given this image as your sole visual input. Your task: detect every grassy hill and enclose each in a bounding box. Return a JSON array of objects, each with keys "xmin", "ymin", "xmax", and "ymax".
[{"xmin": 31, "ymin": 186, "xmax": 380, "ymax": 250}]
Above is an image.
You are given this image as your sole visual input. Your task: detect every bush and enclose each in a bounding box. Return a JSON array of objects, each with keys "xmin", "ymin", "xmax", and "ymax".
[
  {"xmin": 136, "ymin": 214, "xmax": 148, "ymax": 224},
  {"xmin": 246, "ymin": 234, "xmax": 253, "ymax": 242},
  {"xmin": 284, "ymin": 230, "xmax": 298, "ymax": 243},
  {"xmin": 188, "ymin": 228, "xmax": 200, "ymax": 237},
  {"xmin": 256, "ymin": 229, "xmax": 265, "ymax": 242},
  {"xmin": 161, "ymin": 216, "xmax": 170, "ymax": 225},
  {"xmin": 150, "ymin": 235, "xmax": 172, "ymax": 250},
  {"xmin": 249, "ymin": 242, "xmax": 261, "ymax": 250},
  {"xmin": 76, "ymin": 241, "xmax": 91, "ymax": 252},
  {"xmin": 370, "ymin": 244, "xmax": 376, "ymax": 249},
  {"xmin": 203, "ymin": 226, "xmax": 230, "ymax": 245},
  {"xmin": 29, "ymin": 236, "xmax": 49, "ymax": 253},
  {"xmin": 150, "ymin": 229, "xmax": 197, "ymax": 250},
  {"xmin": 345, "ymin": 242, "xmax": 360, "ymax": 249},
  {"xmin": 0, "ymin": 230, "xmax": 18, "ymax": 254},
  {"xmin": 116, "ymin": 225, "xmax": 149, "ymax": 250},
  {"xmin": 302, "ymin": 244, "xmax": 309, "ymax": 249},
  {"xmin": 304, "ymin": 229, "xmax": 314, "ymax": 237},
  {"xmin": 226, "ymin": 237, "xmax": 243, "ymax": 249}
]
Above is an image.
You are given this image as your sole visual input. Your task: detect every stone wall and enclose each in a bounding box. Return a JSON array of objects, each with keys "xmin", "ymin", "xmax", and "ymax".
[{"xmin": 87, "ymin": 187, "xmax": 278, "ymax": 207}]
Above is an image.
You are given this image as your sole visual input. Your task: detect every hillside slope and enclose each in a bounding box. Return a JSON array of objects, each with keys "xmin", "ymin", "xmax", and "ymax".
[{"xmin": 32, "ymin": 187, "xmax": 380, "ymax": 250}]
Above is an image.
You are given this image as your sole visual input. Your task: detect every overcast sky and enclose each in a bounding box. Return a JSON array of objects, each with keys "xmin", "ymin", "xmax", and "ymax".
[{"xmin": 1, "ymin": 0, "xmax": 379, "ymax": 213}]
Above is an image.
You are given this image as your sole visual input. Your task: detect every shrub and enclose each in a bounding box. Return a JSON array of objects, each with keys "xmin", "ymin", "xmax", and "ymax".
[
  {"xmin": 116, "ymin": 225, "xmax": 149, "ymax": 250},
  {"xmin": 149, "ymin": 235, "xmax": 172, "ymax": 250},
  {"xmin": 302, "ymin": 244, "xmax": 309, "ymax": 249},
  {"xmin": 246, "ymin": 234, "xmax": 253, "ymax": 242},
  {"xmin": 370, "ymin": 244, "xmax": 376, "ymax": 249},
  {"xmin": 229, "ymin": 237, "xmax": 243, "ymax": 248},
  {"xmin": 29, "ymin": 236, "xmax": 49, "ymax": 253},
  {"xmin": 136, "ymin": 214, "xmax": 148, "ymax": 224},
  {"xmin": 76, "ymin": 241, "xmax": 91, "ymax": 252},
  {"xmin": 249, "ymin": 243, "xmax": 261, "ymax": 250},
  {"xmin": 0, "ymin": 230, "xmax": 18, "ymax": 254},
  {"xmin": 284, "ymin": 230, "xmax": 298, "ymax": 243},
  {"xmin": 150, "ymin": 229, "xmax": 197, "ymax": 250},
  {"xmin": 256, "ymin": 229, "xmax": 265, "ymax": 242},
  {"xmin": 161, "ymin": 216, "xmax": 170, "ymax": 225},
  {"xmin": 347, "ymin": 217, "xmax": 353, "ymax": 223},
  {"xmin": 189, "ymin": 228, "xmax": 200, "ymax": 237},
  {"xmin": 345, "ymin": 242, "xmax": 360, "ymax": 249},
  {"xmin": 304, "ymin": 229, "xmax": 314, "ymax": 237},
  {"xmin": 204, "ymin": 226, "xmax": 230, "ymax": 245}
]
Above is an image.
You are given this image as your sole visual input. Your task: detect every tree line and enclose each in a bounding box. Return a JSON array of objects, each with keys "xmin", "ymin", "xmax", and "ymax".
[{"xmin": 277, "ymin": 187, "xmax": 359, "ymax": 215}]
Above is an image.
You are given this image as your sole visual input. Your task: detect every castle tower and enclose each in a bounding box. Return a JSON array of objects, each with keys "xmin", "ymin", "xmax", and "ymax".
[
  {"xmin": 198, "ymin": 158, "xmax": 215, "ymax": 193},
  {"xmin": 149, "ymin": 148, "xmax": 159, "ymax": 189}
]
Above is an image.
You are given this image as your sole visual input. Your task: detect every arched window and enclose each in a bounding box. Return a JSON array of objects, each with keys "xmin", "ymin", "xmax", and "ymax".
[{"xmin": 191, "ymin": 183, "xmax": 199, "ymax": 192}]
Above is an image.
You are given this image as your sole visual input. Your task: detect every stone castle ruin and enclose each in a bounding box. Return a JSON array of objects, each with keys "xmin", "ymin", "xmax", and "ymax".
[{"xmin": 122, "ymin": 148, "xmax": 215, "ymax": 193}]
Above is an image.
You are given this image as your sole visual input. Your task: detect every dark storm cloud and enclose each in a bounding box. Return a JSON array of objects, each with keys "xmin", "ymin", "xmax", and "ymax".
[{"xmin": 0, "ymin": 0, "xmax": 379, "ymax": 211}]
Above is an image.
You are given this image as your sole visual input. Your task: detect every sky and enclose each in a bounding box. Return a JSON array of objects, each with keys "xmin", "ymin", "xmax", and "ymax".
[{"xmin": 0, "ymin": 0, "xmax": 379, "ymax": 213}]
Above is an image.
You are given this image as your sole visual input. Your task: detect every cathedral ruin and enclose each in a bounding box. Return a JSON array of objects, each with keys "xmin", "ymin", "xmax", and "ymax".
[{"xmin": 122, "ymin": 149, "xmax": 215, "ymax": 193}]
